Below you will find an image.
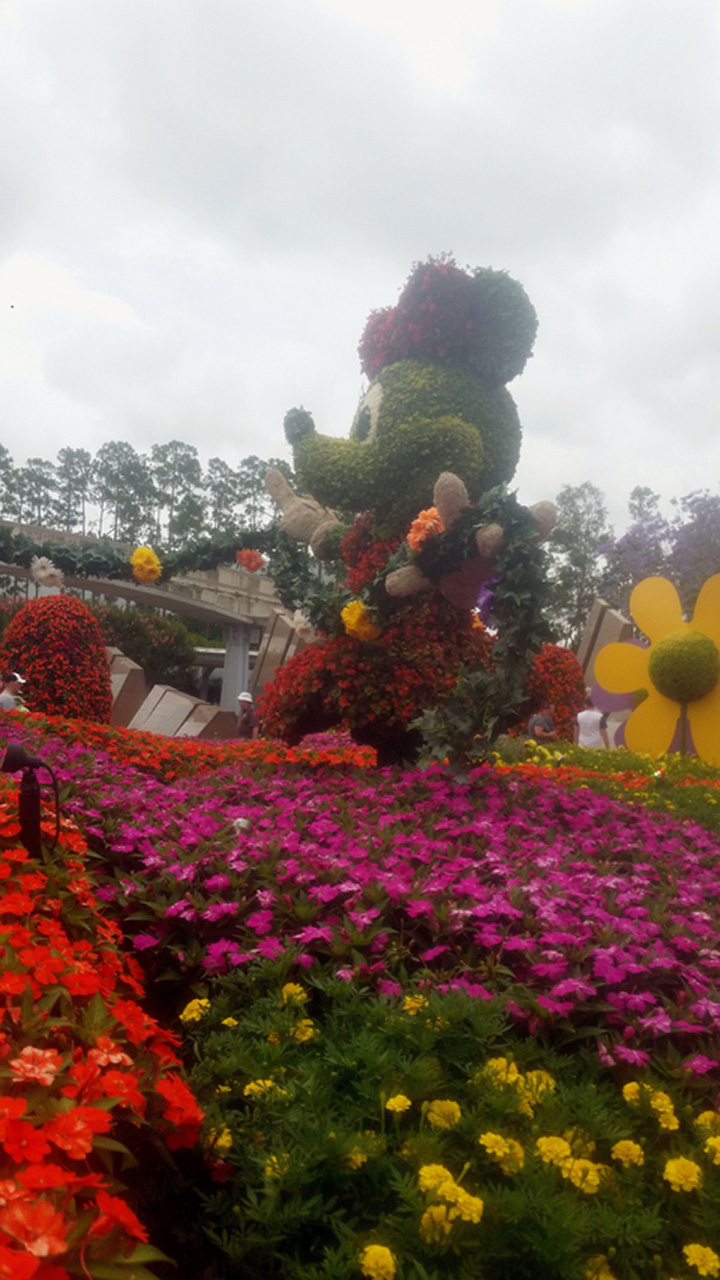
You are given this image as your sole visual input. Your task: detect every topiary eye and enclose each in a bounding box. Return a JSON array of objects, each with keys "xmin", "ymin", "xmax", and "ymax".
[
  {"xmin": 354, "ymin": 407, "xmax": 372, "ymax": 442},
  {"xmin": 350, "ymin": 383, "xmax": 384, "ymax": 445}
]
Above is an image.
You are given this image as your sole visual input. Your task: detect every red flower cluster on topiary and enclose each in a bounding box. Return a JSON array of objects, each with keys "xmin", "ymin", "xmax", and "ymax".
[
  {"xmin": 341, "ymin": 515, "xmax": 404, "ymax": 594},
  {"xmin": 0, "ymin": 595, "xmax": 112, "ymax": 723},
  {"xmin": 358, "ymin": 255, "xmax": 478, "ymax": 378},
  {"xmin": 524, "ymin": 644, "xmax": 587, "ymax": 741},
  {"xmin": 259, "ymin": 596, "xmax": 494, "ymax": 752}
]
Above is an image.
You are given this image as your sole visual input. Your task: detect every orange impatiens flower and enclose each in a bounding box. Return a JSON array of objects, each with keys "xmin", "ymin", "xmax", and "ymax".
[
  {"xmin": 44, "ymin": 1106, "xmax": 113, "ymax": 1160},
  {"xmin": 0, "ymin": 1242, "xmax": 38, "ymax": 1278},
  {"xmin": 9, "ymin": 1046, "xmax": 63, "ymax": 1087},
  {"xmin": 90, "ymin": 1189, "xmax": 149, "ymax": 1243},
  {"xmin": 0, "ymin": 1197, "xmax": 67, "ymax": 1256}
]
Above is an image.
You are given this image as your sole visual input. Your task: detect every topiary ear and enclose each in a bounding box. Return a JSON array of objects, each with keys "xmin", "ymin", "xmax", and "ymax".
[{"xmin": 466, "ymin": 269, "xmax": 538, "ymax": 386}]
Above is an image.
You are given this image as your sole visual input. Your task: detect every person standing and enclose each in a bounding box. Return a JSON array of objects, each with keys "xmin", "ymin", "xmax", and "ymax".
[
  {"xmin": 574, "ymin": 695, "xmax": 609, "ymax": 749},
  {"xmin": 0, "ymin": 671, "xmax": 26, "ymax": 711},
  {"xmin": 526, "ymin": 702, "xmax": 558, "ymax": 743},
  {"xmin": 236, "ymin": 691, "xmax": 257, "ymax": 740}
]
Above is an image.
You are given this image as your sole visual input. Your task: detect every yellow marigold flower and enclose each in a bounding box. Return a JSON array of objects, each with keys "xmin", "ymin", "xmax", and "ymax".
[
  {"xmin": 386, "ymin": 1094, "xmax": 412, "ymax": 1113},
  {"xmin": 696, "ymin": 1110, "xmax": 720, "ymax": 1134},
  {"xmin": 407, "ymin": 506, "xmax": 444, "ymax": 552},
  {"xmin": 360, "ymin": 1243, "xmax": 396, "ymax": 1279},
  {"xmin": 427, "ymin": 1099, "xmax": 461, "ymax": 1130},
  {"xmin": 341, "ymin": 600, "xmax": 381, "ymax": 642},
  {"xmin": 179, "ymin": 997, "xmax": 210, "ymax": 1023},
  {"xmin": 622, "ymin": 1081, "xmax": 641, "ymax": 1104},
  {"xmin": 448, "ymin": 1188, "xmax": 484, "ymax": 1223},
  {"xmin": 216, "ymin": 1085, "xmax": 231, "ymax": 1094},
  {"xmin": 704, "ymin": 1135, "xmax": 720, "ymax": 1165},
  {"xmin": 282, "ymin": 982, "xmax": 308, "ymax": 1004},
  {"xmin": 483, "ymin": 1056, "xmax": 520, "ymax": 1087},
  {"xmin": 345, "ymin": 1147, "xmax": 368, "ymax": 1170},
  {"xmin": 663, "ymin": 1157, "xmax": 703, "ymax": 1192},
  {"xmin": 130, "ymin": 545, "xmax": 162, "ymax": 584},
  {"xmin": 684, "ymin": 1243, "xmax": 720, "ymax": 1277},
  {"xmin": 243, "ymin": 1078, "xmax": 287, "ymax": 1100},
  {"xmin": 585, "ymin": 1256, "xmax": 619, "ymax": 1280},
  {"xmin": 517, "ymin": 1069, "xmax": 556, "ymax": 1115},
  {"xmin": 290, "ymin": 1018, "xmax": 316, "ymax": 1043},
  {"xmin": 419, "ymin": 1203, "xmax": 453, "ymax": 1244},
  {"xmin": 267, "ymin": 1030, "xmax": 281, "ymax": 1045},
  {"xmin": 656, "ymin": 1108, "xmax": 680, "ymax": 1131},
  {"xmin": 208, "ymin": 1126, "xmax": 233, "ymax": 1155},
  {"xmin": 611, "ymin": 1140, "xmax": 644, "ymax": 1167},
  {"xmin": 565, "ymin": 1158, "xmax": 602, "ymax": 1194},
  {"xmin": 418, "ymin": 1164, "xmax": 454, "ymax": 1192},
  {"xmin": 479, "ymin": 1132, "xmax": 525, "ymax": 1174},
  {"xmin": 402, "ymin": 994, "xmax": 428, "ymax": 1015},
  {"xmin": 536, "ymin": 1136, "xmax": 572, "ymax": 1166},
  {"xmin": 265, "ymin": 1154, "xmax": 289, "ymax": 1178},
  {"xmin": 222, "ymin": 1016, "xmax": 238, "ymax": 1027}
]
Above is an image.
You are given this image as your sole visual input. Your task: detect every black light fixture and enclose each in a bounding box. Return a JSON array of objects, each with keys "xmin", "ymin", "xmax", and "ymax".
[{"xmin": 1, "ymin": 743, "xmax": 55, "ymax": 858}]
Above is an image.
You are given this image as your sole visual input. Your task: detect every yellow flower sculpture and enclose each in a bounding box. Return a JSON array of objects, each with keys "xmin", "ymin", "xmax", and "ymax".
[
  {"xmin": 130, "ymin": 545, "xmax": 162, "ymax": 584},
  {"xmin": 594, "ymin": 575, "xmax": 720, "ymax": 763},
  {"xmin": 341, "ymin": 599, "xmax": 381, "ymax": 642}
]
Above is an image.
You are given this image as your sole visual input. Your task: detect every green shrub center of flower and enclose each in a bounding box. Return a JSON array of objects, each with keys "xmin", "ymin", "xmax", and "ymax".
[{"xmin": 648, "ymin": 629, "xmax": 720, "ymax": 703}]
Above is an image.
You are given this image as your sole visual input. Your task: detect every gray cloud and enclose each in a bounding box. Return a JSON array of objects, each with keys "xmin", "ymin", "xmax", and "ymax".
[{"xmin": 1, "ymin": 0, "xmax": 720, "ymax": 533}]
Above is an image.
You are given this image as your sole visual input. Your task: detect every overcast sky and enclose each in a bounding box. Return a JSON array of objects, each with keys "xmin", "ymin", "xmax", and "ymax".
[{"xmin": 1, "ymin": 0, "xmax": 719, "ymax": 532}]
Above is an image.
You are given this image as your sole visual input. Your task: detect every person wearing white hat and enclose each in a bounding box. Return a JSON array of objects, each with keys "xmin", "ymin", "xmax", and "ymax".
[
  {"xmin": 236, "ymin": 691, "xmax": 257, "ymax": 740},
  {"xmin": 0, "ymin": 672, "xmax": 26, "ymax": 712}
]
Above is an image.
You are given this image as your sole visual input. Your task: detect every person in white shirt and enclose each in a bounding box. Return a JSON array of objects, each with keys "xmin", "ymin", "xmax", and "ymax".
[
  {"xmin": 574, "ymin": 695, "xmax": 609, "ymax": 749},
  {"xmin": 0, "ymin": 671, "xmax": 26, "ymax": 712}
]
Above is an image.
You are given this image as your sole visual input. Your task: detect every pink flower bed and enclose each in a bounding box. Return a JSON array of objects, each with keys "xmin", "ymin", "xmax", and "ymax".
[{"xmin": 3, "ymin": 715, "xmax": 720, "ymax": 1069}]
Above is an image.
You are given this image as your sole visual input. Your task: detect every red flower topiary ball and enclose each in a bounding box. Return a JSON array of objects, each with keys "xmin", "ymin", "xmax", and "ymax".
[
  {"xmin": 524, "ymin": 643, "xmax": 586, "ymax": 742},
  {"xmin": 0, "ymin": 594, "xmax": 112, "ymax": 722}
]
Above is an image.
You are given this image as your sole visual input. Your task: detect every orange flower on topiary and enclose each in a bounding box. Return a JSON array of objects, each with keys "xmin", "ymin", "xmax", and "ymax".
[
  {"xmin": 407, "ymin": 507, "xmax": 444, "ymax": 552},
  {"xmin": 0, "ymin": 595, "xmax": 112, "ymax": 722},
  {"xmin": 235, "ymin": 549, "xmax": 265, "ymax": 573}
]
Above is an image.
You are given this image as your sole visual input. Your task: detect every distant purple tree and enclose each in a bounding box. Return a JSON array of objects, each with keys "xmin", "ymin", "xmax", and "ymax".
[
  {"xmin": 600, "ymin": 487, "xmax": 720, "ymax": 621},
  {"xmin": 599, "ymin": 487, "xmax": 671, "ymax": 617},
  {"xmin": 668, "ymin": 490, "xmax": 720, "ymax": 612}
]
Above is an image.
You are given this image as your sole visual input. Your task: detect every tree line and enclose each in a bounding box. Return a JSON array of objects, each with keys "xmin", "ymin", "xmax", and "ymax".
[
  {"xmin": 0, "ymin": 440, "xmax": 294, "ymax": 548},
  {"xmin": 545, "ymin": 481, "xmax": 720, "ymax": 649}
]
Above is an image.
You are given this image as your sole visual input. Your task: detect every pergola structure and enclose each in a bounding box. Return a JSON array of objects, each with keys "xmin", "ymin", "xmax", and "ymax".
[{"xmin": 0, "ymin": 560, "xmax": 280, "ymax": 711}]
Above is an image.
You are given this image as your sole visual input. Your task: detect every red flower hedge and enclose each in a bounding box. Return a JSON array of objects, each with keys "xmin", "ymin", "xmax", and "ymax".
[
  {"xmin": 524, "ymin": 643, "xmax": 587, "ymax": 741},
  {"xmin": 0, "ymin": 596, "xmax": 112, "ymax": 723},
  {"xmin": 0, "ymin": 785, "xmax": 203, "ymax": 1277},
  {"xmin": 259, "ymin": 595, "xmax": 495, "ymax": 753}
]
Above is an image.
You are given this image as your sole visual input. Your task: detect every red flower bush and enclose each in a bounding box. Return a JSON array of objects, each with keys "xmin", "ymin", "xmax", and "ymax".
[
  {"xmin": 0, "ymin": 785, "xmax": 204, "ymax": 1278},
  {"xmin": 341, "ymin": 515, "xmax": 404, "ymax": 594},
  {"xmin": 259, "ymin": 596, "xmax": 495, "ymax": 759},
  {"xmin": 524, "ymin": 643, "xmax": 586, "ymax": 741},
  {"xmin": 0, "ymin": 596, "xmax": 112, "ymax": 723}
]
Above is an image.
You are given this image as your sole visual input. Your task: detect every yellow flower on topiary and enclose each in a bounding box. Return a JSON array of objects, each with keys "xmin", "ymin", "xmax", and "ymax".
[
  {"xmin": 341, "ymin": 599, "xmax": 381, "ymax": 641},
  {"xmin": 594, "ymin": 575, "xmax": 720, "ymax": 762},
  {"xmin": 130, "ymin": 545, "xmax": 162, "ymax": 584}
]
